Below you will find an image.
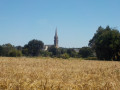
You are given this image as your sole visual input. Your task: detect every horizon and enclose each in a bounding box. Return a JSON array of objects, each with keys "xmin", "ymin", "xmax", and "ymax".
[{"xmin": 0, "ymin": 0, "xmax": 120, "ymax": 48}]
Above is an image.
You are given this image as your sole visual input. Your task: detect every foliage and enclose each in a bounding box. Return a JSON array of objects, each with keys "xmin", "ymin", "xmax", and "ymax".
[
  {"xmin": 22, "ymin": 48, "xmax": 29, "ymax": 56},
  {"xmin": 48, "ymin": 46, "xmax": 61, "ymax": 57},
  {"xmin": 48, "ymin": 47, "xmax": 77, "ymax": 58},
  {"xmin": 8, "ymin": 50, "xmax": 22, "ymax": 57},
  {"xmin": 89, "ymin": 26, "xmax": 120, "ymax": 60},
  {"xmin": 61, "ymin": 53, "xmax": 70, "ymax": 59},
  {"xmin": 67, "ymin": 49, "xmax": 78, "ymax": 57},
  {"xmin": 39, "ymin": 50, "xmax": 52, "ymax": 57},
  {"xmin": 23, "ymin": 39, "xmax": 44, "ymax": 56},
  {"xmin": 0, "ymin": 43, "xmax": 15, "ymax": 56},
  {"xmin": 79, "ymin": 47, "xmax": 93, "ymax": 58},
  {"xmin": 59, "ymin": 48, "xmax": 67, "ymax": 54},
  {"xmin": 0, "ymin": 44, "xmax": 23, "ymax": 57},
  {"xmin": 16, "ymin": 46, "xmax": 23, "ymax": 51},
  {"xmin": 0, "ymin": 45, "xmax": 3, "ymax": 56}
]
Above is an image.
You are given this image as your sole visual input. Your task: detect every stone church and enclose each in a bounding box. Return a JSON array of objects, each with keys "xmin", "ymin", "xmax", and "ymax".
[{"xmin": 43, "ymin": 28, "xmax": 59, "ymax": 51}]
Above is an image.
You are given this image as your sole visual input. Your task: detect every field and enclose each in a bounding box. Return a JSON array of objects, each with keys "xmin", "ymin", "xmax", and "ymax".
[{"xmin": 0, "ymin": 57, "xmax": 120, "ymax": 90}]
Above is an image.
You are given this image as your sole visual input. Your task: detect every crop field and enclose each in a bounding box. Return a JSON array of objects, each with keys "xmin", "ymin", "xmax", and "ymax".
[{"xmin": 0, "ymin": 57, "xmax": 120, "ymax": 90}]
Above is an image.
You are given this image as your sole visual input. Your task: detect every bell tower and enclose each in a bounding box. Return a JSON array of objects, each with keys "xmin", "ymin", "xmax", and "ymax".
[{"xmin": 54, "ymin": 28, "xmax": 59, "ymax": 48}]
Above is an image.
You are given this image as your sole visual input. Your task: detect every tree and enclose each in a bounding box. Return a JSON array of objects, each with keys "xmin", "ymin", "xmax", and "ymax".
[
  {"xmin": 59, "ymin": 48, "xmax": 67, "ymax": 54},
  {"xmin": 0, "ymin": 45, "xmax": 3, "ymax": 56},
  {"xmin": 22, "ymin": 44, "xmax": 29, "ymax": 56},
  {"xmin": 39, "ymin": 50, "xmax": 52, "ymax": 57},
  {"xmin": 61, "ymin": 53, "xmax": 70, "ymax": 59},
  {"xmin": 2, "ymin": 43, "xmax": 15, "ymax": 56},
  {"xmin": 89, "ymin": 26, "xmax": 120, "ymax": 60},
  {"xmin": 8, "ymin": 50, "xmax": 22, "ymax": 57},
  {"xmin": 23, "ymin": 39, "xmax": 44, "ymax": 56},
  {"xmin": 16, "ymin": 46, "xmax": 23, "ymax": 51},
  {"xmin": 79, "ymin": 47, "xmax": 93, "ymax": 58},
  {"xmin": 67, "ymin": 49, "xmax": 77, "ymax": 57},
  {"xmin": 48, "ymin": 46, "xmax": 61, "ymax": 57}
]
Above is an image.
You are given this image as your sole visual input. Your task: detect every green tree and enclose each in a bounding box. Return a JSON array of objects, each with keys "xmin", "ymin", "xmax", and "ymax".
[
  {"xmin": 79, "ymin": 47, "xmax": 93, "ymax": 58},
  {"xmin": 61, "ymin": 53, "xmax": 70, "ymax": 59},
  {"xmin": 16, "ymin": 46, "xmax": 22, "ymax": 51},
  {"xmin": 89, "ymin": 26, "xmax": 120, "ymax": 60},
  {"xmin": 22, "ymin": 44, "xmax": 29, "ymax": 56},
  {"xmin": 67, "ymin": 49, "xmax": 77, "ymax": 57},
  {"xmin": 39, "ymin": 50, "xmax": 52, "ymax": 57},
  {"xmin": 8, "ymin": 50, "xmax": 22, "ymax": 57},
  {"xmin": 0, "ymin": 45, "xmax": 3, "ymax": 56},
  {"xmin": 23, "ymin": 39, "xmax": 44, "ymax": 56},
  {"xmin": 48, "ymin": 46, "xmax": 61, "ymax": 57},
  {"xmin": 2, "ymin": 43, "xmax": 15, "ymax": 56},
  {"xmin": 59, "ymin": 48, "xmax": 67, "ymax": 54}
]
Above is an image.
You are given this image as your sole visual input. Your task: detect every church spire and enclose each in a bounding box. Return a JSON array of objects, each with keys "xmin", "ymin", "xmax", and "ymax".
[
  {"xmin": 54, "ymin": 28, "xmax": 59, "ymax": 48},
  {"xmin": 55, "ymin": 28, "xmax": 57, "ymax": 36}
]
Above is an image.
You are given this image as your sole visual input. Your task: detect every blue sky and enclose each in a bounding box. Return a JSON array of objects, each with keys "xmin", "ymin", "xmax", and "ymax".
[{"xmin": 0, "ymin": 0, "xmax": 120, "ymax": 48}]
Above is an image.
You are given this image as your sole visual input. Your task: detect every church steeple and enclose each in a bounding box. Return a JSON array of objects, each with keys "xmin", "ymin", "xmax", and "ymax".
[
  {"xmin": 54, "ymin": 28, "xmax": 59, "ymax": 48},
  {"xmin": 55, "ymin": 28, "xmax": 58, "ymax": 37}
]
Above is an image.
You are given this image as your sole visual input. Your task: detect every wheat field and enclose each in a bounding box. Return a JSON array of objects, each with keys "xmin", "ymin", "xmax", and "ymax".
[{"xmin": 0, "ymin": 57, "xmax": 120, "ymax": 90}]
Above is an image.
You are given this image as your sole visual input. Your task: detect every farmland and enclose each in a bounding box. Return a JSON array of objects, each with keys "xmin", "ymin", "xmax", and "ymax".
[{"xmin": 0, "ymin": 57, "xmax": 120, "ymax": 90}]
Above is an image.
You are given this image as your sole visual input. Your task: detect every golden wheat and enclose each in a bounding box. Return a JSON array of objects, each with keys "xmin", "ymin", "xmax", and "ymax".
[{"xmin": 0, "ymin": 57, "xmax": 120, "ymax": 90}]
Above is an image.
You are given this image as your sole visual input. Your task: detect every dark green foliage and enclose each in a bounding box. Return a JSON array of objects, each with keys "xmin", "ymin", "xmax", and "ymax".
[
  {"xmin": 48, "ymin": 46, "xmax": 61, "ymax": 57},
  {"xmin": 67, "ymin": 49, "xmax": 77, "ymax": 57},
  {"xmin": 89, "ymin": 26, "xmax": 120, "ymax": 60},
  {"xmin": 23, "ymin": 39, "xmax": 44, "ymax": 56},
  {"xmin": 0, "ymin": 43, "xmax": 23, "ymax": 57},
  {"xmin": 61, "ymin": 53, "xmax": 70, "ymax": 59},
  {"xmin": 8, "ymin": 50, "xmax": 22, "ymax": 57},
  {"xmin": 0, "ymin": 45, "xmax": 3, "ymax": 56},
  {"xmin": 79, "ymin": 47, "xmax": 93, "ymax": 58},
  {"xmin": 59, "ymin": 48, "xmax": 67, "ymax": 54},
  {"xmin": 48, "ymin": 46, "xmax": 77, "ymax": 58},
  {"xmin": 22, "ymin": 45, "xmax": 29, "ymax": 56},
  {"xmin": 1, "ymin": 43, "xmax": 15, "ymax": 56},
  {"xmin": 39, "ymin": 50, "xmax": 52, "ymax": 57},
  {"xmin": 16, "ymin": 46, "xmax": 22, "ymax": 51}
]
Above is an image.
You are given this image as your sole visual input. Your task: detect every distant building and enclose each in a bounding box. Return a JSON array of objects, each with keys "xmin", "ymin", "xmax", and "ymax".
[
  {"xmin": 43, "ymin": 45, "xmax": 53, "ymax": 51},
  {"xmin": 43, "ymin": 28, "xmax": 59, "ymax": 51},
  {"xmin": 54, "ymin": 28, "xmax": 59, "ymax": 48}
]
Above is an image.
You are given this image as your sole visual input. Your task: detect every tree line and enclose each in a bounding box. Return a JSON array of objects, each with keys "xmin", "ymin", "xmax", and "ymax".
[
  {"xmin": 0, "ymin": 25, "xmax": 120, "ymax": 60},
  {"xmin": 0, "ymin": 40, "xmax": 93, "ymax": 59}
]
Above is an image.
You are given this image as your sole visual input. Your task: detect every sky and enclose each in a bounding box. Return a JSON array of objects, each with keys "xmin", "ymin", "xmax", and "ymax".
[{"xmin": 0, "ymin": 0, "xmax": 120, "ymax": 48}]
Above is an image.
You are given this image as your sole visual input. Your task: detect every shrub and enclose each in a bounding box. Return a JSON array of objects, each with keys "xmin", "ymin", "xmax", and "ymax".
[
  {"xmin": 61, "ymin": 53, "xmax": 70, "ymax": 59},
  {"xmin": 8, "ymin": 50, "xmax": 22, "ymax": 57},
  {"xmin": 79, "ymin": 47, "xmax": 93, "ymax": 58},
  {"xmin": 39, "ymin": 51, "xmax": 52, "ymax": 57}
]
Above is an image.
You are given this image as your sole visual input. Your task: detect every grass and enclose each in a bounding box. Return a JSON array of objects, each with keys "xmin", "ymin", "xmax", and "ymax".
[{"xmin": 0, "ymin": 57, "xmax": 120, "ymax": 90}]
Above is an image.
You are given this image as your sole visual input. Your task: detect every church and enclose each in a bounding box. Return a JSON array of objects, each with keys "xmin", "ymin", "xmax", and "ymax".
[{"xmin": 43, "ymin": 28, "xmax": 59, "ymax": 51}]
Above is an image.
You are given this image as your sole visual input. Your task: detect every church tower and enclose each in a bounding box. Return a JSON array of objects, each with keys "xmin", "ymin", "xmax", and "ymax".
[{"xmin": 54, "ymin": 28, "xmax": 59, "ymax": 48}]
